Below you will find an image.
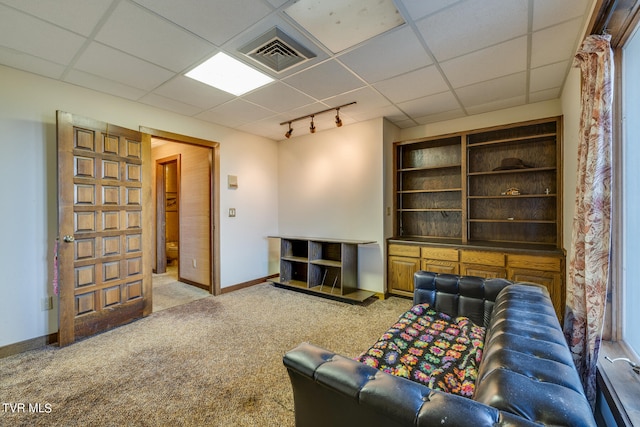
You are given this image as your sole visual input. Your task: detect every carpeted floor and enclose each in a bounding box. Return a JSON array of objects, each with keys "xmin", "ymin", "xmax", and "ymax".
[
  {"xmin": 152, "ymin": 266, "xmax": 210, "ymax": 312},
  {"xmin": 0, "ymin": 283, "xmax": 412, "ymax": 426}
]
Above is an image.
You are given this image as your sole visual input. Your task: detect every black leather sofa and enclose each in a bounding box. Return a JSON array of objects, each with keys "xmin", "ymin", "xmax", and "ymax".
[{"xmin": 283, "ymin": 271, "xmax": 596, "ymax": 426}]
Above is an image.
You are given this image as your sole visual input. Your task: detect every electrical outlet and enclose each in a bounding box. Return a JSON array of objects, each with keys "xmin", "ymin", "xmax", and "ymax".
[
  {"xmin": 229, "ymin": 208, "xmax": 236, "ymax": 217},
  {"xmin": 43, "ymin": 296, "xmax": 53, "ymax": 311}
]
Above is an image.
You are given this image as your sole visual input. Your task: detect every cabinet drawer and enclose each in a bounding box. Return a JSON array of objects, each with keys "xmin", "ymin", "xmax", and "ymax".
[
  {"xmin": 422, "ymin": 259, "xmax": 459, "ymax": 275},
  {"xmin": 389, "ymin": 244, "xmax": 420, "ymax": 258},
  {"xmin": 508, "ymin": 254, "xmax": 561, "ymax": 272},
  {"xmin": 460, "ymin": 250, "xmax": 505, "ymax": 267},
  {"xmin": 421, "ymin": 247, "xmax": 459, "ymax": 262}
]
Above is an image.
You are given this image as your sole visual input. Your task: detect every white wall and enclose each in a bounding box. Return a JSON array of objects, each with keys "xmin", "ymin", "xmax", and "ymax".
[
  {"xmin": 0, "ymin": 65, "xmax": 279, "ymax": 347},
  {"xmin": 560, "ymin": 67, "xmax": 581, "ymax": 262},
  {"xmin": 277, "ymin": 118, "xmax": 386, "ymax": 293}
]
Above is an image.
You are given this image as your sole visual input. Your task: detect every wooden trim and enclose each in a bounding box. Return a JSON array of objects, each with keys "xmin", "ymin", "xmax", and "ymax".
[
  {"xmin": 221, "ymin": 274, "xmax": 279, "ymax": 294},
  {"xmin": 0, "ymin": 333, "xmax": 58, "ymax": 359},
  {"xmin": 140, "ymin": 126, "xmax": 220, "ymax": 297}
]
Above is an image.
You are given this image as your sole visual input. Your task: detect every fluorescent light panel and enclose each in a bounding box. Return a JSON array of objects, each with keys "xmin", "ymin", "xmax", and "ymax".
[{"xmin": 185, "ymin": 52, "xmax": 274, "ymax": 96}]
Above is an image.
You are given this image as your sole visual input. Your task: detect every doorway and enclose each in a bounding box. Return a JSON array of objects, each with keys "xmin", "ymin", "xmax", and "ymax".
[{"xmin": 142, "ymin": 127, "xmax": 221, "ymax": 313}]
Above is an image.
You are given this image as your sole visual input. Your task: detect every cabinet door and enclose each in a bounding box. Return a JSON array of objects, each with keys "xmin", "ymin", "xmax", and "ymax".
[
  {"xmin": 422, "ymin": 259, "xmax": 459, "ymax": 275},
  {"xmin": 461, "ymin": 264, "xmax": 506, "ymax": 279},
  {"xmin": 388, "ymin": 256, "xmax": 421, "ymax": 295},
  {"xmin": 508, "ymin": 268, "xmax": 563, "ymax": 321}
]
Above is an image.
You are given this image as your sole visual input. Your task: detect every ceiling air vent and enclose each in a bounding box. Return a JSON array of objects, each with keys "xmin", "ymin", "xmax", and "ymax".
[{"xmin": 239, "ymin": 27, "xmax": 316, "ymax": 73}]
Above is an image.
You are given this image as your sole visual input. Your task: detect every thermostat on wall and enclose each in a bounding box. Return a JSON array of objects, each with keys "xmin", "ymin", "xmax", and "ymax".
[{"xmin": 228, "ymin": 175, "xmax": 238, "ymax": 189}]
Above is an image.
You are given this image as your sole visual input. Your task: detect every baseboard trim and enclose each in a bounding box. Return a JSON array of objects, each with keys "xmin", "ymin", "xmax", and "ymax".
[
  {"xmin": 221, "ymin": 274, "xmax": 279, "ymax": 294},
  {"xmin": 0, "ymin": 333, "xmax": 58, "ymax": 359}
]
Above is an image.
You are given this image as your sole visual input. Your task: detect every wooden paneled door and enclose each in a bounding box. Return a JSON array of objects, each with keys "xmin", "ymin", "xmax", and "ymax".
[{"xmin": 57, "ymin": 111, "xmax": 151, "ymax": 346}]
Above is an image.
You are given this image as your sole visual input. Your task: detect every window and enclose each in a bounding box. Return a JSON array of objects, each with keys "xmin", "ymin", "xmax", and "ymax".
[{"xmin": 621, "ymin": 19, "xmax": 640, "ymax": 357}]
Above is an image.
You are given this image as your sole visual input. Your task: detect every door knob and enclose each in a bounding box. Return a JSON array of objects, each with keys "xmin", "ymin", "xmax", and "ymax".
[{"xmin": 63, "ymin": 235, "xmax": 75, "ymax": 243}]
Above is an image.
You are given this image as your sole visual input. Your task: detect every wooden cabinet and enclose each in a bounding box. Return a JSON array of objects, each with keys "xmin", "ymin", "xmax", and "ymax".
[
  {"xmin": 272, "ymin": 236, "xmax": 376, "ymax": 303},
  {"xmin": 387, "ymin": 241, "xmax": 566, "ymax": 320},
  {"xmin": 389, "ymin": 117, "xmax": 565, "ymax": 319},
  {"xmin": 507, "ymin": 254, "xmax": 565, "ymax": 321},
  {"xmin": 395, "ymin": 135, "xmax": 463, "ymax": 239},
  {"xmin": 393, "ymin": 117, "xmax": 562, "ymax": 248},
  {"xmin": 466, "ymin": 118, "xmax": 562, "ymax": 247},
  {"xmin": 460, "ymin": 250, "xmax": 506, "ymax": 279}
]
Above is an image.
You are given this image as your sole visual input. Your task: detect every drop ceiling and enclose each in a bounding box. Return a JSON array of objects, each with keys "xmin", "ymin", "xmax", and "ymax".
[{"xmin": 0, "ymin": 0, "xmax": 595, "ymax": 141}]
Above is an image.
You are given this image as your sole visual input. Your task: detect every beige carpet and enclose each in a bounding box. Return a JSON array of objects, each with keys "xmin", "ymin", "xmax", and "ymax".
[
  {"xmin": 152, "ymin": 266, "xmax": 210, "ymax": 312},
  {"xmin": 0, "ymin": 283, "xmax": 412, "ymax": 426}
]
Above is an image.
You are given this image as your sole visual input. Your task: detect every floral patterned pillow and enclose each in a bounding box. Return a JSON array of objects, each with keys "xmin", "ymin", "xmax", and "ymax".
[{"xmin": 356, "ymin": 304, "xmax": 486, "ymax": 397}]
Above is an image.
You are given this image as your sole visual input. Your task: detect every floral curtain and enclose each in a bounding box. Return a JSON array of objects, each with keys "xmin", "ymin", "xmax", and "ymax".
[{"xmin": 563, "ymin": 34, "xmax": 613, "ymax": 408}]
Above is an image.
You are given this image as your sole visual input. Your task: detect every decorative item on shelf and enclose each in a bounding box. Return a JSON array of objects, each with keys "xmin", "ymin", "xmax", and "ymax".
[
  {"xmin": 493, "ymin": 157, "xmax": 533, "ymax": 171},
  {"xmin": 280, "ymin": 101, "xmax": 356, "ymax": 138},
  {"xmin": 501, "ymin": 187, "xmax": 521, "ymax": 196}
]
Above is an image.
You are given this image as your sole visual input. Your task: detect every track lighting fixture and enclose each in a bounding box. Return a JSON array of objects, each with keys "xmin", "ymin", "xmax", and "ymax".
[{"xmin": 279, "ymin": 101, "xmax": 356, "ymax": 138}]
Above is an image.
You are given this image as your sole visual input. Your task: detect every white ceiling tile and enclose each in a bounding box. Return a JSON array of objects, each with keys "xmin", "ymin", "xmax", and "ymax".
[
  {"xmin": 138, "ymin": 93, "xmax": 204, "ymax": 116},
  {"xmin": 0, "ymin": 5, "xmax": 86, "ymax": 64},
  {"xmin": 95, "ymin": 1, "xmax": 214, "ymax": 72},
  {"xmin": 0, "ymin": 0, "xmax": 112, "ymax": 36},
  {"xmin": 530, "ymin": 61, "xmax": 569, "ymax": 92},
  {"xmin": 242, "ymin": 82, "xmax": 315, "ymax": 113},
  {"xmin": 152, "ymin": 76, "xmax": 235, "ymax": 109},
  {"xmin": 196, "ymin": 99, "xmax": 276, "ymax": 127},
  {"xmin": 73, "ymin": 43, "xmax": 174, "ymax": 91},
  {"xmin": 284, "ymin": 0, "xmax": 405, "ymax": 53},
  {"xmin": 373, "ymin": 65, "xmax": 448, "ymax": 103},
  {"xmin": 64, "ymin": 69, "xmax": 148, "ymax": 101},
  {"xmin": 323, "ymin": 87, "xmax": 393, "ymax": 116},
  {"xmin": 531, "ymin": 18, "xmax": 582, "ymax": 67},
  {"xmin": 0, "ymin": 48, "xmax": 66, "ymax": 79},
  {"xmin": 414, "ymin": 108, "xmax": 466, "ymax": 125},
  {"xmin": 466, "ymin": 95, "xmax": 526, "ymax": 115},
  {"xmin": 529, "ymin": 87, "xmax": 561, "ymax": 103},
  {"xmin": 131, "ymin": 0, "xmax": 273, "ymax": 46},
  {"xmin": 533, "ymin": 0, "xmax": 591, "ymax": 30},
  {"xmin": 456, "ymin": 73, "xmax": 526, "ymax": 108},
  {"xmin": 398, "ymin": 0, "xmax": 463, "ymax": 21},
  {"xmin": 397, "ymin": 91, "xmax": 460, "ymax": 118},
  {"xmin": 416, "ymin": 0, "xmax": 528, "ymax": 61},
  {"xmin": 338, "ymin": 26, "xmax": 432, "ymax": 83},
  {"xmin": 283, "ymin": 60, "xmax": 364, "ymax": 100},
  {"xmin": 441, "ymin": 37, "xmax": 527, "ymax": 88}
]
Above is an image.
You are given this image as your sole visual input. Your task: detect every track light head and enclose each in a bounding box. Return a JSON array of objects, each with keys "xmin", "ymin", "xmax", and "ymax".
[
  {"xmin": 309, "ymin": 116, "xmax": 316, "ymax": 134},
  {"xmin": 285, "ymin": 122, "xmax": 293, "ymax": 139},
  {"xmin": 335, "ymin": 108, "xmax": 342, "ymax": 127}
]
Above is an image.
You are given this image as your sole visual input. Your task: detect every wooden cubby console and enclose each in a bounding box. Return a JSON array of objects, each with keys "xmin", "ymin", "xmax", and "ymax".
[{"xmin": 271, "ymin": 236, "xmax": 376, "ymax": 303}]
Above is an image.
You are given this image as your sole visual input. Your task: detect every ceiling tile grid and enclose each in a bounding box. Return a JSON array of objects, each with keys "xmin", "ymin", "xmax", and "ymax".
[{"xmin": 0, "ymin": 0, "xmax": 595, "ymax": 140}]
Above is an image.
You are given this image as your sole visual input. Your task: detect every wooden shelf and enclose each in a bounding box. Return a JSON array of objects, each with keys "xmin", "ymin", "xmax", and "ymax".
[
  {"xmin": 398, "ymin": 163, "xmax": 461, "ymax": 172},
  {"xmin": 393, "ymin": 116, "xmax": 562, "ymax": 248},
  {"xmin": 469, "ymin": 194, "xmax": 557, "ymax": 199},
  {"xmin": 468, "ymin": 167, "xmax": 556, "ymax": 176}
]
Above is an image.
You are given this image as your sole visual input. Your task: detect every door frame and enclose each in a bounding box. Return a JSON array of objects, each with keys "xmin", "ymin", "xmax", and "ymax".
[
  {"xmin": 141, "ymin": 127, "xmax": 221, "ymax": 296},
  {"xmin": 155, "ymin": 155, "xmax": 181, "ymax": 275}
]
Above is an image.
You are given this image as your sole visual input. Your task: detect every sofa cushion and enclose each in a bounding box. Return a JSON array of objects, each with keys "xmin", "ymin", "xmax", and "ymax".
[{"xmin": 356, "ymin": 304, "xmax": 486, "ymax": 397}]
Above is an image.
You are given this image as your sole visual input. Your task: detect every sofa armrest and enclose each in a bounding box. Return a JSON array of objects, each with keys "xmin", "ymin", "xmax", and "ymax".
[{"xmin": 283, "ymin": 342, "xmax": 538, "ymax": 427}]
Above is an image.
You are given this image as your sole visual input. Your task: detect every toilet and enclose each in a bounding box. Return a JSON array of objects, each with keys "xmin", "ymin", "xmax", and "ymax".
[{"xmin": 166, "ymin": 241, "xmax": 179, "ymax": 264}]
